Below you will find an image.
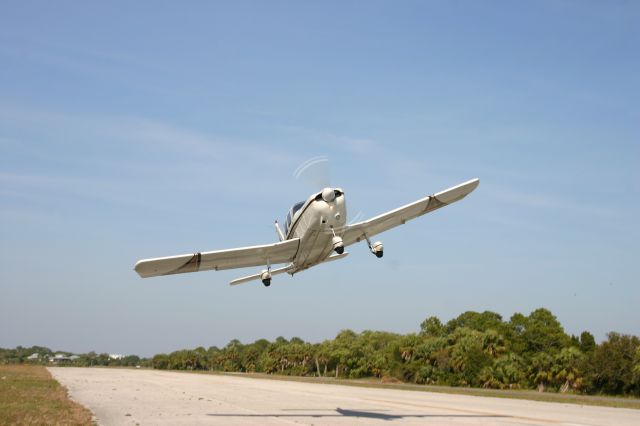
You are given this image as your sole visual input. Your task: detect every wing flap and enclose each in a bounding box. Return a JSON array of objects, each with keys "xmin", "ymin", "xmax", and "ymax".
[{"xmin": 134, "ymin": 238, "xmax": 300, "ymax": 278}]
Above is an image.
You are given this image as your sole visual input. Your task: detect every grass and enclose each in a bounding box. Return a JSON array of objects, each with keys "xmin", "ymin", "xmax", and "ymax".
[
  {"xmin": 0, "ymin": 364, "xmax": 93, "ymax": 426},
  {"xmin": 180, "ymin": 369, "xmax": 640, "ymax": 410}
]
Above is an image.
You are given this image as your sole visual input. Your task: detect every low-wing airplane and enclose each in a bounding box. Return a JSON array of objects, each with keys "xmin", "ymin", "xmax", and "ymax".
[{"xmin": 134, "ymin": 178, "xmax": 479, "ymax": 287}]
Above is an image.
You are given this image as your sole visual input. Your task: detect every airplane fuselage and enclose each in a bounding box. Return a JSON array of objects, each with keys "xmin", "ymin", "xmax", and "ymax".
[{"xmin": 284, "ymin": 188, "xmax": 347, "ymax": 274}]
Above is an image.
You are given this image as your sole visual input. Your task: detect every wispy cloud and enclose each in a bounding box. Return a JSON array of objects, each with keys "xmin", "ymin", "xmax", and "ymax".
[
  {"xmin": 0, "ymin": 103, "xmax": 304, "ymax": 211},
  {"xmin": 0, "ymin": 32, "xmax": 181, "ymax": 96},
  {"xmin": 280, "ymin": 125, "xmax": 377, "ymax": 155},
  {"xmin": 0, "ymin": 103, "xmax": 293, "ymax": 164},
  {"xmin": 483, "ymin": 184, "xmax": 623, "ymax": 219}
]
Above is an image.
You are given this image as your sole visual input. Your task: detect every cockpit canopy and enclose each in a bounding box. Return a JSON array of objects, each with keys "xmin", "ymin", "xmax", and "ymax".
[{"xmin": 284, "ymin": 201, "xmax": 305, "ymax": 235}]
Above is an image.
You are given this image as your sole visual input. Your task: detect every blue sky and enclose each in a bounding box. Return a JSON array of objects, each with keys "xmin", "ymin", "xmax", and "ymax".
[{"xmin": 1, "ymin": 1, "xmax": 638, "ymax": 356}]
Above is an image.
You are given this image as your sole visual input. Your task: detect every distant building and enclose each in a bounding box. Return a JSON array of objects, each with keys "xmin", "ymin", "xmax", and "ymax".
[
  {"xmin": 109, "ymin": 354, "xmax": 125, "ymax": 360},
  {"xmin": 27, "ymin": 353, "xmax": 39, "ymax": 360},
  {"xmin": 50, "ymin": 353, "xmax": 72, "ymax": 363}
]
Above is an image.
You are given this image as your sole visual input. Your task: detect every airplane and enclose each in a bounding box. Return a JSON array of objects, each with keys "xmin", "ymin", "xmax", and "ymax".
[{"xmin": 134, "ymin": 178, "xmax": 479, "ymax": 287}]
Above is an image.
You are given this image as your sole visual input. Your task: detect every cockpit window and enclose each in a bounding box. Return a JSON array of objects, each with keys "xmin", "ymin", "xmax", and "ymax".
[
  {"xmin": 285, "ymin": 201, "xmax": 305, "ymax": 235},
  {"xmin": 292, "ymin": 201, "xmax": 304, "ymax": 216}
]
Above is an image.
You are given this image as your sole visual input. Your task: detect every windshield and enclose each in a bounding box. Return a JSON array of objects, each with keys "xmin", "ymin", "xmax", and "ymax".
[{"xmin": 284, "ymin": 201, "xmax": 305, "ymax": 235}]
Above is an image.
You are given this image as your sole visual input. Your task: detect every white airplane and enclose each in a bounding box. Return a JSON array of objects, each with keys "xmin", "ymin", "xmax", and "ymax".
[{"xmin": 134, "ymin": 178, "xmax": 479, "ymax": 287}]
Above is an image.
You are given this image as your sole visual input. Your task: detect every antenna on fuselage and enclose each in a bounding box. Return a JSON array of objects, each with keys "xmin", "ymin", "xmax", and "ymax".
[{"xmin": 274, "ymin": 220, "xmax": 285, "ymax": 242}]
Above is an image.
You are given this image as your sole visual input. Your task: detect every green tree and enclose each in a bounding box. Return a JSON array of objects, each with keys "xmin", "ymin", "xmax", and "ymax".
[
  {"xmin": 553, "ymin": 347, "xmax": 585, "ymax": 393},
  {"xmin": 445, "ymin": 311, "xmax": 503, "ymax": 334},
  {"xmin": 529, "ymin": 352, "xmax": 554, "ymax": 392},
  {"xmin": 480, "ymin": 354, "xmax": 525, "ymax": 389},
  {"xmin": 420, "ymin": 316, "xmax": 444, "ymax": 337},
  {"xmin": 509, "ymin": 308, "xmax": 570, "ymax": 357},
  {"xmin": 579, "ymin": 331, "xmax": 596, "ymax": 353},
  {"xmin": 152, "ymin": 354, "xmax": 169, "ymax": 369},
  {"xmin": 448, "ymin": 328, "xmax": 492, "ymax": 386},
  {"xmin": 588, "ymin": 332, "xmax": 639, "ymax": 395},
  {"xmin": 633, "ymin": 347, "xmax": 640, "ymax": 388},
  {"xmin": 482, "ymin": 329, "xmax": 506, "ymax": 358}
]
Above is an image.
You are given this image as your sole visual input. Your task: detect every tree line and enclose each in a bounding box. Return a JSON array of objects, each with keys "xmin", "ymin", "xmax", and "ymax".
[
  {"xmin": 0, "ymin": 346, "xmax": 141, "ymax": 368},
  {"xmin": 3, "ymin": 308, "xmax": 639, "ymax": 396}
]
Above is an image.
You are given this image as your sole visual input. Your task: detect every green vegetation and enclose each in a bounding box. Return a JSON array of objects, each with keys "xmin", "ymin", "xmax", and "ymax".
[
  {"xmin": 148, "ymin": 308, "xmax": 640, "ymax": 397},
  {"xmin": 0, "ymin": 364, "xmax": 92, "ymax": 425},
  {"xmin": 2, "ymin": 308, "xmax": 639, "ymax": 398},
  {"xmin": 0, "ymin": 347, "xmax": 140, "ymax": 368}
]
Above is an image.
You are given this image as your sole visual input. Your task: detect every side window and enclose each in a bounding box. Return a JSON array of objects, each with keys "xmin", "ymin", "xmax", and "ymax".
[
  {"xmin": 285, "ymin": 201, "xmax": 304, "ymax": 235},
  {"xmin": 285, "ymin": 211, "xmax": 292, "ymax": 234},
  {"xmin": 292, "ymin": 202, "xmax": 304, "ymax": 216}
]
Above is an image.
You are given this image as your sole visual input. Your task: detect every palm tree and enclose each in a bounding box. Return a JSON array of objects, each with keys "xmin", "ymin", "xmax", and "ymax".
[
  {"xmin": 552, "ymin": 347, "xmax": 585, "ymax": 393},
  {"xmin": 529, "ymin": 352, "xmax": 554, "ymax": 392}
]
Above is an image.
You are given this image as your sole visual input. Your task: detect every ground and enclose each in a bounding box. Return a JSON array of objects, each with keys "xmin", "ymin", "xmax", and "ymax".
[
  {"xmin": 0, "ymin": 364, "xmax": 92, "ymax": 426},
  {"xmin": 49, "ymin": 367, "xmax": 640, "ymax": 426}
]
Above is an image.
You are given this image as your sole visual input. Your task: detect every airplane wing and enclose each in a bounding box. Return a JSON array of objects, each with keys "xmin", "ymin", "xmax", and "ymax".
[
  {"xmin": 134, "ymin": 238, "xmax": 301, "ymax": 278},
  {"xmin": 341, "ymin": 178, "xmax": 479, "ymax": 246}
]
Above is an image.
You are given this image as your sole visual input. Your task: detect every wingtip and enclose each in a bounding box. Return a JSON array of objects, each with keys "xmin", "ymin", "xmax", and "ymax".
[
  {"xmin": 133, "ymin": 259, "xmax": 156, "ymax": 278},
  {"xmin": 459, "ymin": 178, "xmax": 480, "ymax": 192},
  {"xmin": 469, "ymin": 177, "xmax": 480, "ymax": 190},
  {"xmin": 434, "ymin": 178, "xmax": 480, "ymax": 204}
]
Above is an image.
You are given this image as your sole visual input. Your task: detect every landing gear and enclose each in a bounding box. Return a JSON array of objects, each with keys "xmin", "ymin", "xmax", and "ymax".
[
  {"xmin": 365, "ymin": 235, "xmax": 384, "ymax": 258},
  {"xmin": 261, "ymin": 267, "xmax": 272, "ymax": 287},
  {"xmin": 372, "ymin": 241, "xmax": 383, "ymax": 258},
  {"xmin": 331, "ymin": 228, "xmax": 344, "ymax": 254}
]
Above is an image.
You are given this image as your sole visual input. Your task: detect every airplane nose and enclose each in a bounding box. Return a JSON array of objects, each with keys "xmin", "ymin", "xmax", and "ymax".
[{"xmin": 321, "ymin": 187, "xmax": 336, "ymax": 203}]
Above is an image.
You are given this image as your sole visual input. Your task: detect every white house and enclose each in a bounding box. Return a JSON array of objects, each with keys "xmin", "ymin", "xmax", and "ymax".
[{"xmin": 50, "ymin": 353, "xmax": 72, "ymax": 363}]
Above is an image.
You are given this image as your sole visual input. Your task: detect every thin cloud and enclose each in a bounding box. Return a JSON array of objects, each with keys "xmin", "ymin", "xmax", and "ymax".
[
  {"xmin": 0, "ymin": 103, "xmax": 295, "ymax": 166},
  {"xmin": 0, "ymin": 33, "xmax": 180, "ymax": 96},
  {"xmin": 281, "ymin": 125, "xmax": 377, "ymax": 155},
  {"xmin": 0, "ymin": 104, "xmax": 302, "ymax": 209},
  {"xmin": 484, "ymin": 184, "xmax": 623, "ymax": 219}
]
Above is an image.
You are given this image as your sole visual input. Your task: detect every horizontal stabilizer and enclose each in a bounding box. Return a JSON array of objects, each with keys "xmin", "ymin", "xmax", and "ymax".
[
  {"xmin": 229, "ymin": 252, "xmax": 349, "ymax": 286},
  {"xmin": 230, "ymin": 264, "xmax": 294, "ymax": 286},
  {"xmin": 322, "ymin": 252, "xmax": 349, "ymax": 264}
]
